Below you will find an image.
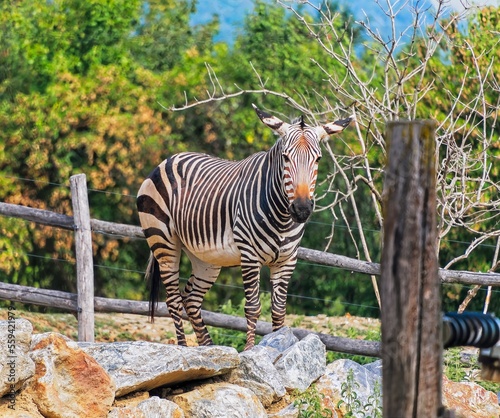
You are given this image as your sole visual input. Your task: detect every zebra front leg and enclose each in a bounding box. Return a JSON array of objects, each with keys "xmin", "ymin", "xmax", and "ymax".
[
  {"xmin": 241, "ymin": 261, "xmax": 262, "ymax": 350},
  {"xmin": 270, "ymin": 261, "xmax": 295, "ymax": 331}
]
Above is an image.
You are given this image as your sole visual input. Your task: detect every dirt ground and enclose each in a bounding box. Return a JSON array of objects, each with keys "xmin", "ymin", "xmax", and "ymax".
[{"xmin": 1, "ymin": 308, "xmax": 380, "ymax": 345}]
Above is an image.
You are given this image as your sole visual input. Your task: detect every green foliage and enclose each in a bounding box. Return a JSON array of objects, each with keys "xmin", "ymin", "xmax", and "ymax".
[
  {"xmin": 337, "ymin": 369, "xmax": 361, "ymax": 415},
  {"xmin": 365, "ymin": 382, "xmax": 383, "ymax": 418},
  {"xmin": 131, "ymin": 0, "xmax": 218, "ymax": 72},
  {"xmin": 0, "ymin": 0, "xmax": 217, "ymax": 299},
  {"xmin": 293, "ymin": 385, "xmax": 334, "ymax": 418},
  {"xmin": 0, "ymin": 0, "xmax": 141, "ymax": 97},
  {"xmin": 0, "ymin": 218, "xmax": 32, "ymax": 278},
  {"xmin": 0, "ymin": 0, "xmax": 371, "ymax": 314}
]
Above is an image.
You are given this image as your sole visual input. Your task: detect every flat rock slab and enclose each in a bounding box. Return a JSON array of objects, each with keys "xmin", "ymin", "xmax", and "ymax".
[{"xmin": 79, "ymin": 341, "xmax": 240, "ymax": 397}]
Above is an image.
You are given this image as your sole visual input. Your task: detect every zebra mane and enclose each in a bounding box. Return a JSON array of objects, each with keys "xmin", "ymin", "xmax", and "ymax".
[{"xmin": 291, "ymin": 115, "xmax": 306, "ymax": 129}]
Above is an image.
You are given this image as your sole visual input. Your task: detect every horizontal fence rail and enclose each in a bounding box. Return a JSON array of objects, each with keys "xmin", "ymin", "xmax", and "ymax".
[
  {"xmin": 2, "ymin": 201, "xmax": 500, "ymax": 286},
  {"xmin": 0, "ymin": 281, "xmax": 380, "ymax": 357}
]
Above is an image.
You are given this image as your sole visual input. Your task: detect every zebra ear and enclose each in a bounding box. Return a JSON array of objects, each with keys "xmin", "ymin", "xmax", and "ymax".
[
  {"xmin": 252, "ymin": 104, "xmax": 290, "ymax": 137},
  {"xmin": 316, "ymin": 116, "xmax": 352, "ymax": 140}
]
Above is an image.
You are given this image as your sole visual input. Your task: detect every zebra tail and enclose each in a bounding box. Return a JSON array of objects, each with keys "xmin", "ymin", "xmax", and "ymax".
[{"xmin": 145, "ymin": 253, "xmax": 160, "ymax": 324}]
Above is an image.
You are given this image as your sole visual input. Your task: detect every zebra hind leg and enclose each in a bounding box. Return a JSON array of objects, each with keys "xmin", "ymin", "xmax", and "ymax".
[
  {"xmin": 182, "ymin": 251, "xmax": 220, "ymax": 346},
  {"xmin": 151, "ymin": 249, "xmax": 187, "ymax": 346}
]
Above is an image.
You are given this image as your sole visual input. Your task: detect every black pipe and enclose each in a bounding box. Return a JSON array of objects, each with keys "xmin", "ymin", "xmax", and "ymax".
[{"xmin": 443, "ymin": 312, "xmax": 500, "ymax": 349}]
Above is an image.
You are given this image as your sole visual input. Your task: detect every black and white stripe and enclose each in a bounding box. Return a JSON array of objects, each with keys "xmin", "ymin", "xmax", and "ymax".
[{"xmin": 137, "ymin": 104, "xmax": 351, "ymax": 349}]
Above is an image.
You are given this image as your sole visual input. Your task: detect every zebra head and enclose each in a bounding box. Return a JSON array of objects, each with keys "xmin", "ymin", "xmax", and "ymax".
[{"xmin": 253, "ymin": 104, "xmax": 351, "ymax": 223}]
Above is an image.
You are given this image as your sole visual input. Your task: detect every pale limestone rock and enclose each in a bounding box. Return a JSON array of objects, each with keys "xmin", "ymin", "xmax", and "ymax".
[
  {"xmin": 108, "ymin": 396, "xmax": 184, "ymax": 418},
  {"xmin": 26, "ymin": 333, "xmax": 115, "ymax": 418},
  {"xmin": 275, "ymin": 334, "xmax": 326, "ymax": 391},
  {"xmin": 80, "ymin": 341, "xmax": 239, "ymax": 396},
  {"xmin": 0, "ymin": 318, "xmax": 35, "ymax": 397},
  {"xmin": 258, "ymin": 327, "xmax": 298, "ymax": 362},
  {"xmin": 364, "ymin": 359, "xmax": 382, "ymax": 376},
  {"xmin": 226, "ymin": 347, "xmax": 286, "ymax": 406},
  {"xmin": 136, "ymin": 397, "xmax": 184, "ymax": 418},
  {"xmin": 267, "ymin": 403, "xmax": 300, "ymax": 418},
  {"xmin": 171, "ymin": 382, "xmax": 267, "ymax": 417}
]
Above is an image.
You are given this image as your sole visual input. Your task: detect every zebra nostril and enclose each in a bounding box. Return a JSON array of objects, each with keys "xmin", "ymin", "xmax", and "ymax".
[{"xmin": 290, "ymin": 198, "xmax": 313, "ymax": 223}]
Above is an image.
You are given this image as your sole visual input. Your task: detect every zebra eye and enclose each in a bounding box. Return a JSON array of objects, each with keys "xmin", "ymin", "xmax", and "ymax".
[
  {"xmin": 282, "ymin": 153, "xmax": 290, "ymax": 163},
  {"xmin": 315, "ymin": 156, "xmax": 322, "ymax": 163}
]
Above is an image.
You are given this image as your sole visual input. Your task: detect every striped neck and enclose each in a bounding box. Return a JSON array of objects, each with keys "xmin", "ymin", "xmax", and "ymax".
[{"xmin": 262, "ymin": 140, "xmax": 294, "ymax": 225}]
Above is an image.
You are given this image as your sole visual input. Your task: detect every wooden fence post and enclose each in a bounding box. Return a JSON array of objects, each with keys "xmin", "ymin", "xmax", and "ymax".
[
  {"xmin": 70, "ymin": 174, "xmax": 94, "ymax": 342},
  {"xmin": 381, "ymin": 121, "xmax": 449, "ymax": 417}
]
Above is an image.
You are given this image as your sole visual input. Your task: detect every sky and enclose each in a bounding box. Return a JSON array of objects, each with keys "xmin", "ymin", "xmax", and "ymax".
[
  {"xmin": 190, "ymin": 0, "xmax": 499, "ymax": 45},
  {"xmin": 431, "ymin": 0, "xmax": 499, "ymax": 9}
]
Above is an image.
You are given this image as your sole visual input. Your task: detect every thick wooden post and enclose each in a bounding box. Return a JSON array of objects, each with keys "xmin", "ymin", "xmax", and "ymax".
[
  {"xmin": 381, "ymin": 121, "xmax": 446, "ymax": 417},
  {"xmin": 70, "ymin": 174, "xmax": 95, "ymax": 342}
]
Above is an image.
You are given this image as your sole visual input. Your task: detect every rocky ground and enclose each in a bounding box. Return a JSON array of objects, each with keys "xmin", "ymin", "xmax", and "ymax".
[{"xmin": 2, "ymin": 308, "xmax": 500, "ymax": 417}]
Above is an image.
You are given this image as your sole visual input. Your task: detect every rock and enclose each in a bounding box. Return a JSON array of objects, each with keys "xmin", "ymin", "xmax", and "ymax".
[
  {"xmin": 108, "ymin": 396, "xmax": 184, "ymax": 418},
  {"xmin": 226, "ymin": 347, "xmax": 286, "ymax": 406},
  {"xmin": 274, "ymin": 334, "xmax": 326, "ymax": 391},
  {"xmin": 25, "ymin": 333, "xmax": 116, "ymax": 418},
  {"xmin": 442, "ymin": 375, "xmax": 500, "ymax": 418},
  {"xmin": 0, "ymin": 391, "xmax": 44, "ymax": 418},
  {"xmin": 107, "ymin": 406, "xmax": 145, "ymax": 418},
  {"xmin": 318, "ymin": 358, "xmax": 500, "ymax": 418},
  {"xmin": 136, "ymin": 397, "xmax": 184, "ymax": 418},
  {"xmin": 80, "ymin": 341, "xmax": 239, "ymax": 396},
  {"xmin": 0, "ymin": 318, "xmax": 35, "ymax": 397},
  {"xmin": 258, "ymin": 327, "xmax": 299, "ymax": 362},
  {"xmin": 171, "ymin": 382, "xmax": 267, "ymax": 418},
  {"xmin": 363, "ymin": 359, "xmax": 382, "ymax": 376},
  {"xmin": 267, "ymin": 403, "xmax": 299, "ymax": 418},
  {"xmin": 316, "ymin": 359, "xmax": 382, "ymax": 418}
]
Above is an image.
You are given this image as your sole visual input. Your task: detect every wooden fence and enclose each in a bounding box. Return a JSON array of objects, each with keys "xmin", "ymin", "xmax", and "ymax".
[{"xmin": 0, "ymin": 172, "xmax": 499, "ymax": 355}]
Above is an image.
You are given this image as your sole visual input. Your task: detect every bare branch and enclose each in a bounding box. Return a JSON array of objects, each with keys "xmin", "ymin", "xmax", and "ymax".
[{"xmin": 165, "ymin": 0, "xmax": 500, "ymax": 305}]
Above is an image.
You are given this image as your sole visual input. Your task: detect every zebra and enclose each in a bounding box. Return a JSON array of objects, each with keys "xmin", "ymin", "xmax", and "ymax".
[{"xmin": 137, "ymin": 104, "xmax": 351, "ymax": 350}]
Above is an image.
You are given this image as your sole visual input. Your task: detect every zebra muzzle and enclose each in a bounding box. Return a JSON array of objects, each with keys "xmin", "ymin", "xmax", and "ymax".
[{"xmin": 290, "ymin": 198, "xmax": 313, "ymax": 223}]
